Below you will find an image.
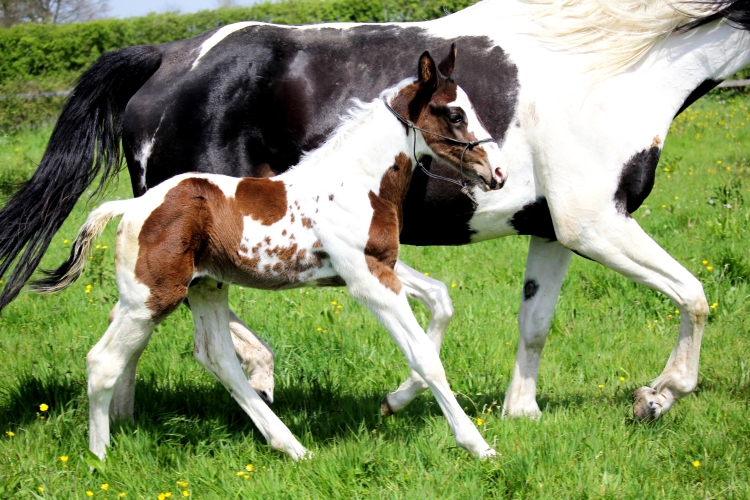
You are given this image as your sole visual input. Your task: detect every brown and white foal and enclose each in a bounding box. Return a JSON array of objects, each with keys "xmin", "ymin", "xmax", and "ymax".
[{"xmin": 34, "ymin": 49, "xmax": 504, "ymax": 460}]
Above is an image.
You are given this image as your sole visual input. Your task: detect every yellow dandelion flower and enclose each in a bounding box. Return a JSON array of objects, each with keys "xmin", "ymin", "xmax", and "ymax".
[
  {"xmin": 119, "ymin": 493, "xmax": 127, "ymax": 498},
  {"xmin": 706, "ymin": 266, "xmax": 713, "ymax": 271},
  {"xmin": 667, "ymin": 314, "xmax": 673, "ymax": 319},
  {"xmin": 717, "ymin": 160, "xmax": 722, "ymax": 164},
  {"xmin": 451, "ymin": 283, "xmax": 457, "ymax": 288},
  {"xmin": 487, "ymin": 408, "xmax": 492, "ymax": 413},
  {"xmin": 95, "ymin": 245, "xmax": 101, "ymax": 249},
  {"xmin": 334, "ymin": 311, "xmax": 339, "ymax": 315},
  {"xmin": 101, "ymin": 484, "xmax": 109, "ymax": 491},
  {"xmin": 477, "ymin": 418, "xmax": 484, "ymax": 425},
  {"xmin": 60, "ymin": 455, "xmax": 69, "ymax": 462},
  {"xmin": 424, "ymin": 272, "xmax": 429, "ymax": 276},
  {"xmin": 337, "ymin": 305, "xmax": 342, "ymax": 309},
  {"xmin": 176, "ymin": 482, "xmax": 188, "ymax": 488},
  {"xmin": 243, "ymin": 474, "xmax": 249, "ymax": 479},
  {"xmin": 86, "ymin": 491, "xmax": 94, "ymax": 497},
  {"xmin": 693, "ymin": 460, "xmax": 701, "ymax": 468},
  {"xmin": 182, "ymin": 491, "xmax": 190, "ymax": 498},
  {"xmin": 236, "ymin": 471, "xmax": 245, "ymax": 476},
  {"xmin": 63, "ymin": 239, "xmax": 70, "ymax": 244},
  {"xmin": 165, "ymin": 493, "xmax": 172, "ymax": 498},
  {"xmin": 702, "ymin": 259, "xmax": 708, "ymax": 265},
  {"xmin": 662, "ymin": 204, "xmax": 667, "ymax": 208},
  {"xmin": 39, "ymin": 403, "xmax": 48, "ymax": 412},
  {"xmin": 711, "ymin": 302, "xmax": 719, "ymax": 309},
  {"xmin": 158, "ymin": 494, "xmax": 166, "ymax": 500},
  {"xmin": 316, "ymin": 327, "xmax": 322, "ymax": 331},
  {"xmin": 598, "ymin": 384, "xmax": 604, "ymax": 389},
  {"xmin": 674, "ymin": 196, "xmax": 679, "ymax": 200},
  {"xmin": 38, "ymin": 487, "xmax": 44, "ymax": 493},
  {"xmin": 6, "ymin": 431, "xmax": 14, "ymax": 437},
  {"xmin": 619, "ymin": 376, "xmax": 626, "ymax": 381},
  {"xmin": 246, "ymin": 464, "xmax": 254, "ymax": 472},
  {"xmin": 675, "ymin": 310, "xmax": 680, "ymax": 315},
  {"xmin": 331, "ymin": 301, "xmax": 337, "ymax": 305}
]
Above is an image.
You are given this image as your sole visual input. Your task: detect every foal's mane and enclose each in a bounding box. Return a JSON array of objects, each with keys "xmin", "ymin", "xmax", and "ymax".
[
  {"xmin": 297, "ymin": 78, "xmax": 415, "ymax": 166},
  {"xmin": 523, "ymin": 0, "xmax": 750, "ymax": 78}
]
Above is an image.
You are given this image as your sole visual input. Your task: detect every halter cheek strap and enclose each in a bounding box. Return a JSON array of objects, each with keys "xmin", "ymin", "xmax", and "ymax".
[{"xmin": 383, "ymin": 98, "xmax": 496, "ymax": 208}]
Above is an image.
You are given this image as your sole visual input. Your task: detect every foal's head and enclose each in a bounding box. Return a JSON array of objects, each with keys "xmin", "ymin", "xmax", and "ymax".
[{"xmin": 389, "ymin": 45, "xmax": 505, "ymax": 191}]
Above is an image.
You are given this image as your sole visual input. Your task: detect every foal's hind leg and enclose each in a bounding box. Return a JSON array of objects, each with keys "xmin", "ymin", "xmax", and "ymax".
[
  {"xmin": 188, "ymin": 279, "xmax": 308, "ymax": 460},
  {"xmin": 381, "ymin": 260, "xmax": 455, "ymax": 416},
  {"xmin": 88, "ymin": 304, "xmax": 156, "ymax": 459},
  {"xmin": 504, "ymin": 237, "xmax": 572, "ymax": 418}
]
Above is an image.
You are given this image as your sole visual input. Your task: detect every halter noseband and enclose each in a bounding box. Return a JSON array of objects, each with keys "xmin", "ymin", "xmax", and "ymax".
[{"xmin": 383, "ymin": 98, "xmax": 496, "ymax": 208}]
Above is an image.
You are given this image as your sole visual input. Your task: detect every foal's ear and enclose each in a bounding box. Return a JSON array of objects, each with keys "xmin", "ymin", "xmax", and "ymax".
[
  {"xmin": 438, "ymin": 43, "xmax": 457, "ymax": 80},
  {"xmin": 417, "ymin": 51, "xmax": 439, "ymax": 94}
]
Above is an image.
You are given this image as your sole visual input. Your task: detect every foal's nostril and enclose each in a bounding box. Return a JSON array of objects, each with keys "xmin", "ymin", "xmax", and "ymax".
[
  {"xmin": 495, "ymin": 168, "xmax": 506, "ymax": 189},
  {"xmin": 489, "ymin": 176, "xmax": 497, "ymax": 189}
]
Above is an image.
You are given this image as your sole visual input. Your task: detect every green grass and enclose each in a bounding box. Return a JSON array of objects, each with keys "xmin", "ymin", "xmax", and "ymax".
[{"xmin": 1, "ymin": 94, "xmax": 749, "ymax": 498}]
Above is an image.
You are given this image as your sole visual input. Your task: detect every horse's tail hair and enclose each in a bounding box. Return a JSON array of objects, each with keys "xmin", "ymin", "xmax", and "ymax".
[
  {"xmin": 30, "ymin": 199, "xmax": 132, "ymax": 294},
  {"xmin": 0, "ymin": 45, "xmax": 162, "ymax": 312}
]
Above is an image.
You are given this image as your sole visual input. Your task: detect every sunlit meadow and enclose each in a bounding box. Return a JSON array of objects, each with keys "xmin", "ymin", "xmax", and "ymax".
[{"xmin": 0, "ymin": 92, "xmax": 749, "ymax": 498}]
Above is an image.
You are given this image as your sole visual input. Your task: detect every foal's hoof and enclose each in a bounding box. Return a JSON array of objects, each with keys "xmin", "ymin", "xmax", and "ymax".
[
  {"xmin": 380, "ymin": 396, "xmax": 394, "ymax": 418},
  {"xmin": 633, "ymin": 386, "xmax": 663, "ymax": 421}
]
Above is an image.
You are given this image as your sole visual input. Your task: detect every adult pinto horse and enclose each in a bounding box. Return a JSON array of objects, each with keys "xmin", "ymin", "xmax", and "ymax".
[{"xmin": 1, "ymin": 0, "xmax": 749, "ymax": 422}]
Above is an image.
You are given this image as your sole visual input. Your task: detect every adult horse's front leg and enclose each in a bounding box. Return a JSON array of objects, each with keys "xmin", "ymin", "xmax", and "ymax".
[
  {"xmin": 503, "ymin": 237, "xmax": 572, "ymax": 418},
  {"xmin": 548, "ymin": 198, "xmax": 707, "ymax": 420},
  {"xmin": 381, "ymin": 260, "xmax": 455, "ymax": 416}
]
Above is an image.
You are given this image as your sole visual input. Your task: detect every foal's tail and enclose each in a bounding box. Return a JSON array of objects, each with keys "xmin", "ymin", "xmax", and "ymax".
[
  {"xmin": 0, "ymin": 45, "xmax": 162, "ymax": 311},
  {"xmin": 30, "ymin": 199, "xmax": 132, "ymax": 294}
]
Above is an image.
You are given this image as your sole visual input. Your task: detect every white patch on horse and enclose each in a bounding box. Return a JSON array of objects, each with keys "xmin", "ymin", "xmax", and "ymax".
[{"xmin": 191, "ymin": 22, "xmax": 258, "ymax": 70}]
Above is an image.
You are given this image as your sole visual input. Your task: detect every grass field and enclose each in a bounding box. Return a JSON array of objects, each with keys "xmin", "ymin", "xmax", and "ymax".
[{"xmin": 1, "ymin": 93, "xmax": 749, "ymax": 499}]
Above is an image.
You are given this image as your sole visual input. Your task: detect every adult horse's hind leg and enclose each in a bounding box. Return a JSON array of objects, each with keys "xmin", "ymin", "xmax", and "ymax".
[
  {"xmin": 550, "ymin": 204, "xmax": 707, "ymax": 420},
  {"xmin": 87, "ymin": 303, "xmax": 156, "ymax": 459},
  {"xmin": 381, "ymin": 260, "xmax": 455, "ymax": 416},
  {"xmin": 188, "ymin": 278, "xmax": 308, "ymax": 460},
  {"xmin": 504, "ymin": 237, "xmax": 572, "ymax": 418}
]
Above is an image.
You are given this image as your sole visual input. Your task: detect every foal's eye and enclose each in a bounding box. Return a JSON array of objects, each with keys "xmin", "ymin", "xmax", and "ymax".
[{"xmin": 448, "ymin": 114, "xmax": 464, "ymax": 124}]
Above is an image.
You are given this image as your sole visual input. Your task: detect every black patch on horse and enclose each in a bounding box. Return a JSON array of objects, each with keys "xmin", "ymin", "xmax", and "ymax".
[
  {"xmin": 523, "ymin": 279, "xmax": 538, "ymax": 300},
  {"xmin": 614, "ymin": 147, "xmax": 661, "ymax": 216},
  {"xmin": 509, "ymin": 198, "xmax": 556, "ymax": 241},
  {"xmin": 675, "ymin": 79, "xmax": 722, "ymax": 118},
  {"xmin": 122, "ymin": 24, "xmax": 520, "ymax": 247}
]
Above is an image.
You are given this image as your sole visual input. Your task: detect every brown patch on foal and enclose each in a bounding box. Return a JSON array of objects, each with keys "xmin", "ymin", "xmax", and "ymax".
[
  {"xmin": 135, "ymin": 177, "xmax": 300, "ymax": 320},
  {"xmin": 234, "ymin": 178, "xmax": 287, "ymax": 225},
  {"xmin": 364, "ymin": 153, "xmax": 413, "ymax": 293}
]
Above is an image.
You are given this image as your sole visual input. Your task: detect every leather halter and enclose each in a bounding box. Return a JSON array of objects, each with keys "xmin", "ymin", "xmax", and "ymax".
[{"xmin": 383, "ymin": 98, "xmax": 496, "ymax": 208}]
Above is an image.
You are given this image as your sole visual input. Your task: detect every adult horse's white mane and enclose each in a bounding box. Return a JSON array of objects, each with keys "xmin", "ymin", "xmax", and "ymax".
[{"xmin": 524, "ymin": 0, "xmax": 724, "ymax": 76}]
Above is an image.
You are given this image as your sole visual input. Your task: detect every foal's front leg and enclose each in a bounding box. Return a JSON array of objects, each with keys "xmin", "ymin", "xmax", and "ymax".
[
  {"xmin": 381, "ymin": 260, "xmax": 455, "ymax": 416},
  {"xmin": 188, "ymin": 279, "xmax": 308, "ymax": 460},
  {"xmin": 336, "ymin": 258, "xmax": 494, "ymax": 458}
]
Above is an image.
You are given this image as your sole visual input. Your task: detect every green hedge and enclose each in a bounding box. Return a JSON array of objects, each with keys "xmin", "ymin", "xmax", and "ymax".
[{"xmin": 0, "ymin": 0, "xmax": 476, "ymax": 86}]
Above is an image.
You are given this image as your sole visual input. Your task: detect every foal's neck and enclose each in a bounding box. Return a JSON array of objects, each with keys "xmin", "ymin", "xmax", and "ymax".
[{"xmin": 285, "ymin": 102, "xmax": 417, "ymax": 189}]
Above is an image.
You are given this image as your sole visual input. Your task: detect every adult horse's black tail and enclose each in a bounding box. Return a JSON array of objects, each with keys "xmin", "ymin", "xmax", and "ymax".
[{"xmin": 0, "ymin": 45, "xmax": 162, "ymax": 312}]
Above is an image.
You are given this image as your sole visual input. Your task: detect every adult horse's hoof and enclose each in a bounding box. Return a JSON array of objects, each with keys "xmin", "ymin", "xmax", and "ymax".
[
  {"xmin": 380, "ymin": 396, "xmax": 394, "ymax": 417},
  {"xmin": 633, "ymin": 386, "xmax": 663, "ymax": 421}
]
